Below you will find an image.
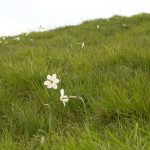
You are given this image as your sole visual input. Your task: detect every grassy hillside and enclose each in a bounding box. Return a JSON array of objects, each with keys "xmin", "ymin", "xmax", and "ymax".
[{"xmin": 1, "ymin": 13, "xmax": 150, "ymax": 149}]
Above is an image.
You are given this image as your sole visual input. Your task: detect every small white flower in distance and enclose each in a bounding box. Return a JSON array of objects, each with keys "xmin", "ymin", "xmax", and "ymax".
[
  {"xmin": 97, "ymin": 25, "xmax": 99, "ymax": 29},
  {"xmin": 0, "ymin": 41, "xmax": 1, "ymax": 43},
  {"xmin": 77, "ymin": 42, "xmax": 85, "ymax": 48},
  {"xmin": 60, "ymin": 89, "xmax": 69, "ymax": 107},
  {"xmin": 81, "ymin": 42, "xmax": 84, "ymax": 48},
  {"xmin": 25, "ymin": 33, "xmax": 29, "ymax": 36},
  {"xmin": 122, "ymin": 24, "xmax": 128, "ymax": 28},
  {"xmin": 44, "ymin": 74, "xmax": 59, "ymax": 89},
  {"xmin": 14, "ymin": 37, "xmax": 20, "ymax": 41},
  {"xmin": 3, "ymin": 37, "xmax": 5, "ymax": 40}
]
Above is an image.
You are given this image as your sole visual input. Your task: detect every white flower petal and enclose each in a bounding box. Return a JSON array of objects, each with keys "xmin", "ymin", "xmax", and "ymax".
[
  {"xmin": 63, "ymin": 102, "xmax": 66, "ymax": 107},
  {"xmin": 47, "ymin": 84, "xmax": 53, "ymax": 88},
  {"xmin": 60, "ymin": 89, "xmax": 64, "ymax": 97},
  {"xmin": 47, "ymin": 75, "xmax": 52, "ymax": 80},
  {"xmin": 54, "ymin": 78, "xmax": 59, "ymax": 83},
  {"xmin": 60, "ymin": 96, "xmax": 69, "ymax": 107},
  {"xmin": 52, "ymin": 83, "xmax": 58, "ymax": 89},
  {"xmin": 44, "ymin": 80, "xmax": 50, "ymax": 85},
  {"xmin": 60, "ymin": 96, "xmax": 69, "ymax": 102},
  {"xmin": 62, "ymin": 97, "xmax": 69, "ymax": 102},
  {"xmin": 52, "ymin": 74, "xmax": 56, "ymax": 80}
]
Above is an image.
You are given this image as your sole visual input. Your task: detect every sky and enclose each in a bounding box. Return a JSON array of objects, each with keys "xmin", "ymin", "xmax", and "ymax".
[{"xmin": 0, "ymin": 0, "xmax": 150, "ymax": 36}]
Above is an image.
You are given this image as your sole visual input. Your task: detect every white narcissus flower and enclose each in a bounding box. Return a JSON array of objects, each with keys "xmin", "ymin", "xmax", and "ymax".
[
  {"xmin": 25, "ymin": 33, "xmax": 29, "ymax": 36},
  {"xmin": 81, "ymin": 42, "xmax": 84, "ymax": 48},
  {"xmin": 77, "ymin": 42, "xmax": 85, "ymax": 48},
  {"xmin": 60, "ymin": 89, "xmax": 69, "ymax": 107},
  {"xmin": 44, "ymin": 74, "xmax": 59, "ymax": 89},
  {"xmin": 14, "ymin": 37, "xmax": 20, "ymax": 41}
]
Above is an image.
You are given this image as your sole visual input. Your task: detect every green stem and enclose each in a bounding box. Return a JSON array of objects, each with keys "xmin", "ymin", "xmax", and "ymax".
[{"xmin": 69, "ymin": 96, "xmax": 88, "ymax": 118}]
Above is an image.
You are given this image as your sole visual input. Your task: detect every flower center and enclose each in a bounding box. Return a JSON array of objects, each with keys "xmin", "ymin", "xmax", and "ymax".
[{"xmin": 49, "ymin": 80, "xmax": 53, "ymax": 84}]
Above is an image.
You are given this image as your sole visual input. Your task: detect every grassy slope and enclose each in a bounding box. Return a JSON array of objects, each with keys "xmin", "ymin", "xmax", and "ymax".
[{"xmin": 1, "ymin": 13, "xmax": 150, "ymax": 149}]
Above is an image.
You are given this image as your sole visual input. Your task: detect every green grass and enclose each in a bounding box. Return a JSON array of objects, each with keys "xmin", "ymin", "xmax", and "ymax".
[{"xmin": 1, "ymin": 13, "xmax": 150, "ymax": 149}]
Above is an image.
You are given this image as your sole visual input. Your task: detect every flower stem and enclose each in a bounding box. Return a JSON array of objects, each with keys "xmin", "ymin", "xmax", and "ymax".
[{"xmin": 69, "ymin": 96, "xmax": 88, "ymax": 118}]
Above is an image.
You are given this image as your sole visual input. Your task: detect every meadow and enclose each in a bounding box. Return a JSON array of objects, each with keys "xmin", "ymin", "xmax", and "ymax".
[{"xmin": 0, "ymin": 13, "xmax": 150, "ymax": 149}]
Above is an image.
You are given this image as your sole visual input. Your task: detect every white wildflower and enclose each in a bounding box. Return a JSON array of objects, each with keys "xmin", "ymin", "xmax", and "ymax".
[
  {"xmin": 81, "ymin": 42, "xmax": 85, "ymax": 48},
  {"xmin": 14, "ymin": 37, "xmax": 20, "ymax": 41},
  {"xmin": 122, "ymin": 24, "xmax": 128, "ymax": 28},
  {"xmin": 60, "ymin": 89, "xmax": 69, "ymax": 107},
  {"xmin": 44, "ymin": 74, "xmax": 59, "ymax": 89},
  {"xmin": 77, "ymin": 42, "xmax": 85, "ymax": 48},
  {"xmin": 0, "ymin": 41, "xmax": 1, "ymax": 44},
  {"xmin": 97, "ymin": 25, "xmax": 99, "ymax": 29},
  {"xmin": 3, "ymin": 37, "xmax": 5, "ymax": 40},
  {"xmin": 25, "ymin": 33, "xmax": 29, "ymax": 36}
]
